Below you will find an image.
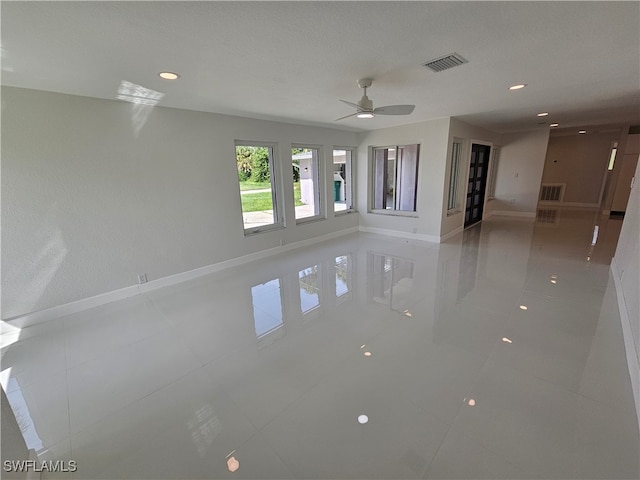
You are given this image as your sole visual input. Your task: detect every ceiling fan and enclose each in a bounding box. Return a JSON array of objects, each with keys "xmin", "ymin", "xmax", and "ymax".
[{"xmin": 336, "ymin": 78, "xmax": 415, "ymax": 121}]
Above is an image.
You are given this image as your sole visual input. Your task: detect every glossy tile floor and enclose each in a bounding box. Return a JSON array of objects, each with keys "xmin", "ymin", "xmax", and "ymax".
[{"xmin": 1, "ymin": 209, "xmax": 638, "ymax": 479}]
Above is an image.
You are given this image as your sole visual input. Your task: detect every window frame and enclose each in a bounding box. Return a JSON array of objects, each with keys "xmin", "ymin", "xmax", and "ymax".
[
  {"xmin": 292, "ymin": 144, "xmax": 325, "ymax": 224},
  {"xmin": 487, "ymin": 145, "xmax": 500, "ymax": 200},
  {"xmin": 447, "ymin": 140, "xmax": 463, "ymax": 214},
  {"xmin": 370, "ymin": 144, "xmax": 420, "ymax": 216},
  {"xmin": 235, "ymin": 140, "xmax": 284, "ymax": 235},
  {"xmin": 607, "ymin": 141, "xmax": 618, "ymax": 171},
  {"xmin": 332, "ymin": 147, "xmax": 356, "ymax": 215}
]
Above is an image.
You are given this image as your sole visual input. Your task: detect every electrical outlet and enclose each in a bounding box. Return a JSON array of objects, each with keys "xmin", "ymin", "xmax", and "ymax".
[
  {"xmin": 138, "ymin": 273, "xmax": 148, "ymax": 284},
  {"xmin": 510, "ymin": 198, "xmax": 516, "ymax": 204},
  {"xmin": 411, "ymin": 227, "xmax": 417, "ymax": 233}
]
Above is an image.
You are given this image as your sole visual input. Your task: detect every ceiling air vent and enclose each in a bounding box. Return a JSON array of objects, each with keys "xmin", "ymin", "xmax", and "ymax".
[{"xmin": 422, "ymin": 53, "xmax": 468, "ymax": 73}]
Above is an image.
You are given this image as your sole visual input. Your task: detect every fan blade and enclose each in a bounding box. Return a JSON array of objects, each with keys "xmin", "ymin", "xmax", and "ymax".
[
  {"xmin": 339, "ymin": 99, "xmax": 362, "ymax": 109},
  {"xmin": 335, "ymin": 112, "xmax": 359, "ymax": 121},
  {"xmin": 373, "ymin": 105, "xmax": 415, "ymax": 115}
]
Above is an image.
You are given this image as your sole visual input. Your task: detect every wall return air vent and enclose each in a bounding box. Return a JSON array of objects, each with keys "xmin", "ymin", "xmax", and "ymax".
[{"xmin": 422, "ymin": 53, "xmax": 468, "ymax": 73}]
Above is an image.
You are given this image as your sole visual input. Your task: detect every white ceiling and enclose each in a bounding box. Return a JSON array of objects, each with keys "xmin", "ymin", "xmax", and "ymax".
[{"xmin": 2, "ymin": 1, "xmax": 639, "ymax": 134}]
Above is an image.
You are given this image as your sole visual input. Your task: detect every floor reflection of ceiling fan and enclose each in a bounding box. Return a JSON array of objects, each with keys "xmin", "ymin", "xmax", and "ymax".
[{"xmin": 336, "ymin": 78, "xmax": 415, "ymax": 121}]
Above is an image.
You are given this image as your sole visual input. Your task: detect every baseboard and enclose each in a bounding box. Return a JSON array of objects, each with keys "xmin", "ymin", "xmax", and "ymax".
[
  {"xmin": 358, "ymin": 226, "xmax": 440, "ymax": 243},
  {"xmin": 610, "ymin": 258, "xmax": 640, "ymax": 432},
  {"xmin": 3, "ymin": 226, "xmax": 359, "ymax": 328},
  {"xmin": 440, "ymin": 226, "xmax": 464, "ymax": 242},
  {"xmin": 538, "ymin": 201, "xmax": 599, "ymax": 209},
  {"xmin": 490, "ymin": 210, "xmax": 536, "ymax": 218}
]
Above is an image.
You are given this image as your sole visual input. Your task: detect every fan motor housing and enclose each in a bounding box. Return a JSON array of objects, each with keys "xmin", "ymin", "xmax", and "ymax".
[{"xmin": 357, "ymin": 78, "xmax": 373, "ymax": 89}]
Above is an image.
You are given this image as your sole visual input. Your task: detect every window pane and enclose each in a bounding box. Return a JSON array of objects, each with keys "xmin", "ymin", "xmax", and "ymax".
[
  {"xmin": 608, "ymin": 143, "xmax": 618, "ymax": 171},
  {"xmin": 236, "ymin": 144, "xmax": 278, "ymax": 232},
  {"xmin": 396, "ymin": 145, "xmax": 419, "ymax": 211},
  {"xmin": 488, "ymin": 147, "xmax": 500, "ymax": 198},
  {"xmin": 333, "ymin": 149, "xmax": 353, "ymax": 213},
  {"xmin": 373, "ymin": 148, "xmax": 389, "ymax": 209},
  {"xmin": 448, "ymin": 142, "xmax": 461, "ymax": 210},
  {"xmin": 293, "ymin": 147, "xmax": 322, "ymax": 221},
  {"xmin": 373, "ymin": 145, "xmax": 419, "ymax": 212}
]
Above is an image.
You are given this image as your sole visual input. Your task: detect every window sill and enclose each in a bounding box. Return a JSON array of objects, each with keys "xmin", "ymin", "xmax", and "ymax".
[
  {"xmin": 295, "ymin": 215, "xmax": 326, "ymax": 225},
  {"xmin": 369, "ymin": 209, "xmax": 418, "ymax": 218},
  {"xmin": 244, "ymin": 223, "xmax": 285, "ymax": 236},
  {"xmin": 335, "ymin": 209, "xmax": 356, "ymax": 216}
]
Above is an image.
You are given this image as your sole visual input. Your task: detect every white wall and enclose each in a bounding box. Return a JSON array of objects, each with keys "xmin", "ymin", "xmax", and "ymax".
[
  {"xmin": 541, "ymin": 130, "xmax": 620, "ymax": 206},
  {"xmin": 489, "ymin": 130, "xmax": 550, "ymax": 216},
  {"xmin": 2, "ymin": 87, "xmax": 358, "ymax": 319},
  {"xmin": 612, "ymin": 158, "xmax": 640, "ymax": 429},
  {"xmin": 441, "ymin": 118, "xmax": 503, "ymax": 238},
  {"xmin": 356, "ymin": 118, "xmax": 451, "ymax": 241}
]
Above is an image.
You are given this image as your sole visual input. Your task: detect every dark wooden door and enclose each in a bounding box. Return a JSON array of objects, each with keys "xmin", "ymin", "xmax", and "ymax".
[{"xmin": 464, "ymin": 144, "xmax": 491, "ymax": 228}]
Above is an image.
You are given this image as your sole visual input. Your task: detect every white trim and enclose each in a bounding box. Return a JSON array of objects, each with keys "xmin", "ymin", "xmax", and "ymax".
[
  {"xmin": 369, "ymin": 209, "xmax": 418, "ymax": 218},
  {"xmin": 3, "ymin": 226, "xmax": 359, "ymax": 328},
  {"xmin": 490, "ymin": 210, "xmax": 536, "ymax": 218},
  {"xmin": 610, "ymin": 258, "xmax": 640, "ymax": 432},
  {"xmin": 440, "ymin": 225, "xmax": 464, "ymax": 242},
  {"xmin": 358, "ymin": 226, "xmax": 440, "ymax": 243},
  {"xmin": 538, "ymin": 201, "xmax": 599, "ymax": 209}
]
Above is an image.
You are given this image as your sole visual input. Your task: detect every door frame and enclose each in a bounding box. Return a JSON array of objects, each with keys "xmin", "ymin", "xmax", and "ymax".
[{"xmin": 463, "ymin": 140, "xmax": 494, "ymax": 229}]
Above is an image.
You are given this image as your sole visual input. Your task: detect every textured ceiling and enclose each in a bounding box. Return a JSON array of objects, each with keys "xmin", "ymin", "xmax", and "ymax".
[{"xmin": 2, "ymin": 1, "xmax": 639, "ymax": 133}]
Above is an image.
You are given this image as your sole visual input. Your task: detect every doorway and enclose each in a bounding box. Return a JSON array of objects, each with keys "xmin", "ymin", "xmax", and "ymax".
[{"xmin": 464, "ymin": 143, "xmax": 491, "ymax": 228}]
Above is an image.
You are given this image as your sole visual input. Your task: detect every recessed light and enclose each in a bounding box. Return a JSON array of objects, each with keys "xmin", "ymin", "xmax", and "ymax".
[
  {"xmin": 158, "ymin": 72, "xmax": 180, "ymax": 80},
  {"xmin": 537, "ymin": 112, "xmax": 549, "ymax": 117},
  {"xmin": 509, "ymin": 84, "xmax": 527, "ymax": 90},
  {"xmin": 519, "ymin": 305, "xmax": 528, "ymax": 311},
  {"xmin": 579, "ymin": 130, "xmax": 587, "ymax": 134},
  {"xmin": 550, "ymin": 123, "xmax": 559, "ymax": 127},
  {"xmin": 226, "ymin": 456, "xmax": 239, "ymax": 473},
  {"xmin": 357, "ymin": 414, "xmax": 369, "ymax": 424}
]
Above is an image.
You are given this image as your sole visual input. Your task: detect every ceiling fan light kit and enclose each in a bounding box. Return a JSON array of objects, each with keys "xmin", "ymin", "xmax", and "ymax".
[{"xmin": 336, "ymin": 78, "xmax": 415, "ymax": 121}]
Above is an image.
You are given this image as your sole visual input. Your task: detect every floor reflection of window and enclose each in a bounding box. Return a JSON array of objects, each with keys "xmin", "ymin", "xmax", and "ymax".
[
  {"xmin": 367, "ymin": 252, "xmax": 414, "ymax": 311},
  {"xmin": 335, "ymin": 255, "xmax": 351, "ymax": 300},
  {"xmin": 251, "ymin": 279, "xmax": 284, "ymax": 339},
  {"xmin": 187, "ymin": 404, "xmax": 222, "ymax": 457},
  {"xmin": 299, "ymin": 265, "xmax": 320, "ymax": 314},
  {"xmin": 5, "ymin": 378, "xmax": 45, "ymax": 454}
]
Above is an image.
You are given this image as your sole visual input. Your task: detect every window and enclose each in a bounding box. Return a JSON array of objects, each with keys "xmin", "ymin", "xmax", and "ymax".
[
  {"xmin": 333, "ymin": 148, "xmax": 354, "ymax": 213},
  {"xmin": 235, "ymin": 142, "xmax": 282, "ymax": 233},
  {"xmin": 447, "ymin": 141, "xmax": 462, "ymax": 211},
  {"xmin": 372, "ymin": 144, "xmax": 420, "ymax": 212},
  {"xmin": 292, "ymin": 146, "xmax": 323, "ymax": 222},
  {"xmin": 608, "ymin": 142, "xmax": 618, "ymax": 171},
  {"xmin": 487, "ymin": 146, "xmax": 500, "ymax": 198}
]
